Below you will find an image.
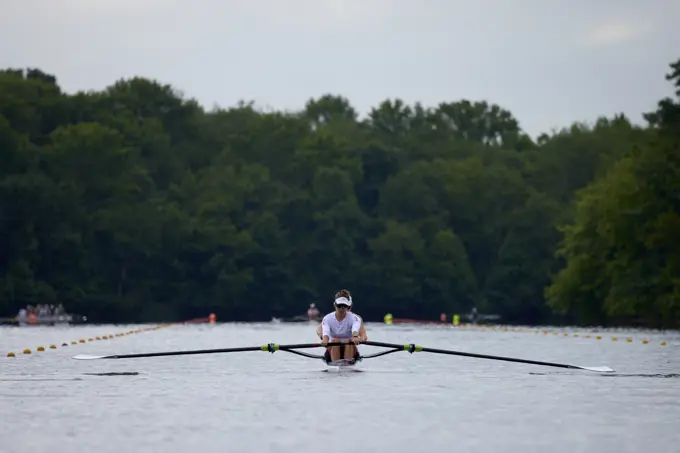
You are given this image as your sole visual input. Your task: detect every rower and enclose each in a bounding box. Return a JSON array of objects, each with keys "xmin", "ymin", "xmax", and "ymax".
[
  {"xmin": 316, "ymin": 306, "xmax": 367, "ymax": 341},
  {"xmin": 307, "ymin": 303, "xmax": 320, "ymax": 321},
  {"xmin": 319, "ymin": 289, "xmax": 366, "ymax": 363}
]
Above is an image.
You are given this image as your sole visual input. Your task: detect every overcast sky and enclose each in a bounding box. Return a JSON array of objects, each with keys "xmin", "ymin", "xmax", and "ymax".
[{"xmin": 2, "ymin": 0, "xmax": 679, "ymax": 138}]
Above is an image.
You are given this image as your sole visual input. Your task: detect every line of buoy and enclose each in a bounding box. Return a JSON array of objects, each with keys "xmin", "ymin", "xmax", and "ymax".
[
  {"xmin": 5, "ymin": 315, "xmax": 216, "ymax": 358},
  {"xmin": 384, "ymin": 320, "xmax": 672, "ymax": 347},
  {"xmin": 458, "ymin": 324, "xmax": 671, "ymax": 347}
]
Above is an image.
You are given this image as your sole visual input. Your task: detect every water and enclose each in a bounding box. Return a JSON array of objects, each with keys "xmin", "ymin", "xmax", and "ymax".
[{"xmin": 2, "ymin": 323, "xmax": 679, "ymax": 453}]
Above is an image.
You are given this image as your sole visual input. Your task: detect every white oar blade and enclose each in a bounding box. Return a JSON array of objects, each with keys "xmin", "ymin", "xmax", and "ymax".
[
  {"xmin": 73, "ymin": 354, "xmax": 110, "ymax": 360},
  {"xmin": 578, "ymin": 365, "xmax": 615, "ymax": 373}
]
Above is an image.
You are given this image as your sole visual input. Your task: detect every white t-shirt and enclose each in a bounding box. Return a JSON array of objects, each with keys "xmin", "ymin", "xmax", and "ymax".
[{"xmin": 321, "ymin": 312, "xmax": 362, "ymax": 339}]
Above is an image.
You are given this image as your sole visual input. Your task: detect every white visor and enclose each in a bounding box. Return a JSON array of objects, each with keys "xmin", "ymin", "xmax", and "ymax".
[{"xmin": 334, "ymin": 297, "xmax": 352, "ymax": 307}]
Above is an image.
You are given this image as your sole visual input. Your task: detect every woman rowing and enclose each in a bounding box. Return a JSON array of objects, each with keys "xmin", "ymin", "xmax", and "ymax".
[
  {"xmin": 316, "ymin": 289, "xmax": 367, "ymax": 363},
  {"xmin": 315, "ymin": 290, "xmax": 367, "ymax": 343}
]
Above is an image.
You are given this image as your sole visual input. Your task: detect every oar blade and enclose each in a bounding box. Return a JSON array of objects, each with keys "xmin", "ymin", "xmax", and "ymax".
[
  {"xmin": 73, "ymin": 354, "xmax": 112, "ymax": 360},
  {"xmin": 576, "ymin": 365, "xmax": 615, "ymax": 373}
]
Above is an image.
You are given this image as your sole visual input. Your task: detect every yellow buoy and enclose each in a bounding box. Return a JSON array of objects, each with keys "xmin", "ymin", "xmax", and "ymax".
[
  {"xmin": 383, "ymin": 313, "xmax": 393, "ymax": 325},
  {"xmin": 7, "ymin": 352, "xmax": 15, "ymax": 357}
]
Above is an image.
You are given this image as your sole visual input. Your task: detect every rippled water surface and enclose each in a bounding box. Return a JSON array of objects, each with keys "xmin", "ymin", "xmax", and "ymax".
[{"xmin": 2, "ymin": 322, "xmax": 679, "ymax": 453}]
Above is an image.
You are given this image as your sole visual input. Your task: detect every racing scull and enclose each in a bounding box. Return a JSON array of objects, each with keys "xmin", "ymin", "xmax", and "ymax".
[{"xmin": 72, "ymin": 340, "xmax": 615, "ymax": 373}]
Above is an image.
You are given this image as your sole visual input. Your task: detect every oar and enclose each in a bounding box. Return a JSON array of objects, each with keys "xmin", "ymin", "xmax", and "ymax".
[
  {"xmin": 363, "ymin": 341, "xmax": 615, "ymax": 373},
  {"xmin": 72, "ymin": 342, "xmax": 346, "ymax": 360}
]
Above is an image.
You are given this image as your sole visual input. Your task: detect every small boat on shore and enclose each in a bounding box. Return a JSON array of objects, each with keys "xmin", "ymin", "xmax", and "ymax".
[{"xmin": 0, "ymin": 314, "xmax": 87, "ymax": 327}]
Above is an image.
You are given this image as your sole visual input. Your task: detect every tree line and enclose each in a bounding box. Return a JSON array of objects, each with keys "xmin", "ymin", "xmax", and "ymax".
[{"xmin": 1, "ymin": 59, "xmax": 678, "ymax": 327}]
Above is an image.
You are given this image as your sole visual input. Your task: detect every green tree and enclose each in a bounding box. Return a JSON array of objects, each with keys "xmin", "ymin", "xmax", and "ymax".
[{"xmin": 546, "ymin": 59, "xmax": 680, "ymax": 327}]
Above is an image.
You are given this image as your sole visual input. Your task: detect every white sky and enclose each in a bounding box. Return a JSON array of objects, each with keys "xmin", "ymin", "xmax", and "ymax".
[{"xmin": 1, "ymin": 0, "xmax": 679, "ymax": 138}]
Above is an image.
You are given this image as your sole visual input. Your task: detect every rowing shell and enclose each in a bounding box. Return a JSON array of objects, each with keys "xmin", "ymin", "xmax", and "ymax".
[
  {"xmin": 324, "ymin": 358, "xmax": 361, "ymax": 372},
  {"xmin": 71, "ymin": 341, "xmax": 615, "ymax": 373}
]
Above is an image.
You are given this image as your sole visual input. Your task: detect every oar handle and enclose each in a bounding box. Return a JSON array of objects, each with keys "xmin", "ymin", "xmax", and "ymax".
[{"xmin": 278, "ymin": 341, "xmax": 359, "ymax": 350}]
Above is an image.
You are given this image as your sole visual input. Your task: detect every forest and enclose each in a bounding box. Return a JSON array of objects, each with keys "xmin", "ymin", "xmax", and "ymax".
[{"xmin": 1, "ymin": 59, "xmax": 678, "ymax": 327}]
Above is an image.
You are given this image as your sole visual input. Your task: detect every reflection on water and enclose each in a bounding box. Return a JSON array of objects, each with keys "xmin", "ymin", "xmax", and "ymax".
[{"xmin": 1, "ymin": 323, "xmax": 679, "ymax": 453}]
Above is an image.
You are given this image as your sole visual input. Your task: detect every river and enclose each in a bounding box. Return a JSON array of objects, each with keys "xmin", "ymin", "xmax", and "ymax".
[{"xmin": 2, "ymin": 322, "xmax": 678, "ymax": 453}]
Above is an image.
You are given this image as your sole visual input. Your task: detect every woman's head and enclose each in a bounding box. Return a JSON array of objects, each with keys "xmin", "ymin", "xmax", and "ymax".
[
  {"xmin": 335, "ymin": 289, "xmax": 351, "ymax": 300},
  {"xmin": 334, "ymin": 289, "xmax": 352, "ymax": 311}
]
